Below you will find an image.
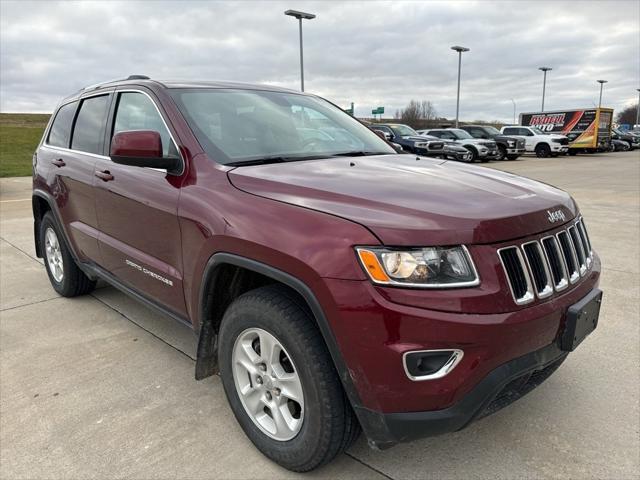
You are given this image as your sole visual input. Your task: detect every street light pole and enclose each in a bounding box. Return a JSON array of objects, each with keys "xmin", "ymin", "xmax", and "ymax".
[
  {"xmin": 511, "ymin": 98, "xmax": 516, "ymax": 124},
  {"xmin": 597, "ymin": 80, "xmax": 608, "ymax": 108},
  {"xmin": 539, "ymin": 67, "xmax": 552, "ymax": 112},
  {"xmin": 451, "ymin": 45, "xmax": 469, "ymax": 128},
  {"xmin": 284, "ymin": 9, "xmax": 316, "ymax": 92},
  {"xmin": 636, "ymin": 89, "xmax": 640, "ymax": 127}
]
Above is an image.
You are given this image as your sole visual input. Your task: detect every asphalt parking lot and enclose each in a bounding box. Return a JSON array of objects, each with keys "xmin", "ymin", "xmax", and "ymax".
[{"xmin": 1, "ymin": 151, "xmax": 638, "ymax": 479}]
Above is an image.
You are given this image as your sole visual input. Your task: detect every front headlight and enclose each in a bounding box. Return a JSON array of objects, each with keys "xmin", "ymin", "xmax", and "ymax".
[
  {"xmin": 356, "ymin": 246, "xmax": 479, "ymax": 288},
  {"xmin": 507, "ymin": 140, "xmax": 515, "ymax": 147},
  {"xmin": 415, "ymin": 142, "xmax": 429, "ymax": 148}
]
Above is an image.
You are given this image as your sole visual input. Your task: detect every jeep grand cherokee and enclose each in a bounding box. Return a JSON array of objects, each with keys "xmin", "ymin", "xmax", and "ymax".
[{"xmin": 33, "ymin": 76, "xmax": 602, "ymax": 472}]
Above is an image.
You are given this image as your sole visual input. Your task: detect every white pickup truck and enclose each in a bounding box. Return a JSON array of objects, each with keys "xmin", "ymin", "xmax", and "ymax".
[{"xmin": 500, "ymin": 126, "xmax": 569, "ymax": 158}]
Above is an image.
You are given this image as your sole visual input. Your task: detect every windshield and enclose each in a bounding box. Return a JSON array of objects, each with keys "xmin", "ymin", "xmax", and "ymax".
[
  {"xmin": 449, "ymin": 129, "xmax": 474, "ymax": 139},
  {"xmin": 484, "ymin": 126, "xmax": 501, "ymax": 135},
  {"xmin": 389, "ymin": 124, "xmax": 418, "ymax": 137},
  {"xmin": 530, "ymin": 127, "xmax": 547, "ymax": 135},
  {"xmin": 169, "ymin": 89, "xmax": 395, "ymax": 164}
]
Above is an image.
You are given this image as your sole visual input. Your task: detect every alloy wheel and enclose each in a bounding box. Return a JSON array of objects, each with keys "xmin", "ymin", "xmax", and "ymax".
[
  {"xmin": 232, "ymin": 328, "xmax": 304, "ymax": 441},
  {"xmin": 45, "ymin": 227, "xmax": 64, "ymax": 283}
]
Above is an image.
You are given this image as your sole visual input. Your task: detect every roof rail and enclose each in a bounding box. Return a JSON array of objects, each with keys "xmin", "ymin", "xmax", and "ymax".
[{"xmin": 82, "ymin": 75, "xmax": 150, "ymax": 91}]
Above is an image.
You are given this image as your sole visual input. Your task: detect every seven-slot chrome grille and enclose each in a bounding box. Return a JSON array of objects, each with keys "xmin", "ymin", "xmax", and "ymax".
[{"xmin": 498, "ymin": 217, "xmax": 594, "ymax": 305}]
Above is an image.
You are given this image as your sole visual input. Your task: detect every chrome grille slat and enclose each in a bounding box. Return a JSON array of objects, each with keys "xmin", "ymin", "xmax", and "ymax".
[
  {"xmin": 557, "ymin": 230, "xmax": 580, "ymax": 283},
  {"xmin": 522, "ymin": 241, "xmax": 553, "ymax": 298},
  {"xmin": 498, "ymin": 247, "xmax": 534, "ymax": 305},
  {"xmin": 499, "ymin": 218, "xmax": 594, "ymax": 304},
  {"xmin": 541, "ymin": 236, "xmax": 568, "ymax": 291},
  {"xmin": 568, "ymin": 225, "xmax": 587, "ymax": 275}
]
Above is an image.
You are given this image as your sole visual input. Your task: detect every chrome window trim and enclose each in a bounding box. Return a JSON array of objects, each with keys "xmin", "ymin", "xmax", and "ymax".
[
  {"xmin": 541, "ymin": 235, "xmax": 569, "ymax": 292},
  {"xmin": 402, "ymin": 349, "xmax": 464, "ymax": 382},
  {"xmin": 556, "ymin": 230, "xmax": 581, "ymax": 284},
  {"xmin": 41, "ymin": 144, "xmax": 110, "ymax": 161},
  {"xmin": 521, "ymin": 240, "xmax": 554, "ymax": 299},
  {"xmin": 497, "ymin": 246, "xmax": 535, "ymax": 305},
  {"xmin": 568, "ymin": 225, "xmax": 587, "ymax": 276},
  {"xmin": 112, "ymin": 89, "xmax": 185, "ymax": 176},
  {"xmin": 42, "ymin": 88, "xmax": 185, "ymax": 176}
]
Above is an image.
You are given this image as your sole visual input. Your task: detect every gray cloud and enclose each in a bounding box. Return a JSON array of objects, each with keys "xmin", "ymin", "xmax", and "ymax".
[{"xmin": 1, "ymin": 0, "xmax": 638, "ymax": 122}]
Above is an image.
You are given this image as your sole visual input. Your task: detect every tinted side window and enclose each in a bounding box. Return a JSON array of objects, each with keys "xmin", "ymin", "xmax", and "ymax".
[
  {"xmin": 468, "ymin": 128, "xmax": 483, "ymax": 138},
  {"xmin": 113, "ymin": 92, "xmax": 177, "ymax": 158},
  {"xmin": 503, "ymin": 128, "xmax": 518, "ymax": 135},
  {"xmin": 520, "ymin": 128, "xmax": 533, "ymax": 136},
  {"xmin": 71, "ymin": 95, "xmax": 110, "ymax": 154},
  {"xmin": 428, "ymin": 131, "xmax": 442, "ymax": 138},
  {"xmin": 47, "ymin": 102, "xmax": 77, "ymax": 148}
]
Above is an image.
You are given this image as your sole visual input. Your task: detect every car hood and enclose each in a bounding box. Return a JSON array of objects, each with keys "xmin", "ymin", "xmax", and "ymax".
[
  {"xmin": 460, "ymin": 138, "xmax": 493, "ymax": 145},
  {"xmin": 401, "ymin": 136, "xmax": 439, "ymax": 143},
  {"xmin": 228, "ymin": 155, "xmax": 577, "ymax": 245}
]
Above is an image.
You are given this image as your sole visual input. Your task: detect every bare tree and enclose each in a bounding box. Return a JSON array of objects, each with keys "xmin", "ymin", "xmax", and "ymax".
[
  {"xmin": 616, "ymin": 103, "xmax": 639, "ymax": 125},
  {"xmin": 395, "ymin": 99, "xmax": 439, "ymax": 128}
]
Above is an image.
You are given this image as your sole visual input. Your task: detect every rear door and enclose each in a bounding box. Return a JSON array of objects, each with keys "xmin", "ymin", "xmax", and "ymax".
[
  {"xmin": 39, "ymin": 94, "xmax": 112, "ymax": 263},
  {"xmin": 93, "ymin": 88, "xmax": 187, "ymax": 316}
]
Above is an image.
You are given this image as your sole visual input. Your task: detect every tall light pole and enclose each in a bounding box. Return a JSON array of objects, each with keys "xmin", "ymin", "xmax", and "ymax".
[
  {"xmin": 511, "ymin": 98, "xmax": 516, "ymax": 124},
  {"xmin": 597, "ymin": 80, "xmax": 608, "ymax": 108},
  {"xmin": 636, "ymin": 89, "xmax": 640, "ymax": 127},
  {"xmin": 451, "ymin": 46, "xmax": 469, "ymax": 128},
  {"xmin": 539, "ymin": 67, "xmax": 552, "ymax": 112},
  {"xmin": 284, "ymin": 9, "xmax": 316, "ymax": 92}
]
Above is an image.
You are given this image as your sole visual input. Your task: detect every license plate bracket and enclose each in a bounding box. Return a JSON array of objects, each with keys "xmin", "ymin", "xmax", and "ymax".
[{"xmin": 561, "ymin": 289, "xmax": 602, "ymax": 351}]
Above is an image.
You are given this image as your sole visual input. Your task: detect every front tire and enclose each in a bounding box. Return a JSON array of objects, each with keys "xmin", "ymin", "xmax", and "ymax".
[
  {"xmin": 218, "ymin": 285, "xmax": 360, "ymax": 472},
  {"xmin": 40, "ymin": 212, "xmax": 96, "ymax": 297},
  {"xmin": 535, "ymin": 143, "xmax": 551, "ymax": 158},
  {"xmin": 496, "ymin": 145, "xmax": 507, "ymax": 161}
]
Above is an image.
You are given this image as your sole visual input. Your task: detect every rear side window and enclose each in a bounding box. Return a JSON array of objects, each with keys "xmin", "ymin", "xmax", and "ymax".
[
  {"xmin": 47, "ymin": 102, "xmax": 77, "ymax": 148},
  {"xmin": 71, "ymin": 95, "xmax": 110, "ymax": 154},
  {"xmin": 112, "ymin": 92, "xmax": 177, "ymax": 158},
  {"xmin": 503, "ymin": 127, "xmax": 518, "ymax": 135}
]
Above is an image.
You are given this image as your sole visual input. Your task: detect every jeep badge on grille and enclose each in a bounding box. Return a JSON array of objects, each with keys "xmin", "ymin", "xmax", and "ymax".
[{"xmin": 547, "ymin": 209, "xmax": 566, "ymax": 223}]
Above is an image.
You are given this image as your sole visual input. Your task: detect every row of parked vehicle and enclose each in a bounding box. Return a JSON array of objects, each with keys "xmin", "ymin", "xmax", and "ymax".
[{"xmin": 368, "ymin": 122, "xmax": 639, "ymax": 163}]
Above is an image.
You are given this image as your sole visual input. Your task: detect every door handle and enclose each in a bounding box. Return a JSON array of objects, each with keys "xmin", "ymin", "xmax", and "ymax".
[
  {"xmin": 95, "ymin": 170, "xmax": 114, "ymax": 182},
  {"xmin": 51, "ymin": 158, "xmax": 66, "ymax": 167}
]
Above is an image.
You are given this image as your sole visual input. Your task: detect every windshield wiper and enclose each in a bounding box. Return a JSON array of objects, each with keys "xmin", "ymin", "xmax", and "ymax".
[
  {"xmin": 329, "ymin": 151, "xmax": 393, "ymax": 157},
  {"xmin": 226, "ymin": 155, "xmax": 327, "ymax": 167}
]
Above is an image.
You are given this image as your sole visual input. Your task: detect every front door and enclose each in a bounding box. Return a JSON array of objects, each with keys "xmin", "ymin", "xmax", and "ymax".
[{"xmin": 93, "ymin": 89, "xmax": 186, "ymax": 316}]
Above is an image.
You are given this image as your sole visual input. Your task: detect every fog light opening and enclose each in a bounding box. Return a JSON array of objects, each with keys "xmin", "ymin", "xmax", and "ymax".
[{"xmin": 403, "ymin": 349, "xmax": 464, "ymax": 381}]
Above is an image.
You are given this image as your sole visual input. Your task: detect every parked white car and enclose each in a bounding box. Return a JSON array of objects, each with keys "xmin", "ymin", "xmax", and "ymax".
[{"xmin": 500, "ymin": 126, "xmax": 569, "ymax": 158}]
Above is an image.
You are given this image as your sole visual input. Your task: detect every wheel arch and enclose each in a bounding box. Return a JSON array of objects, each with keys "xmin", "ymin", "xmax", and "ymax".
[{"xmin": 195, "ymin": 252, "xmax": 365, "ymax": 413}]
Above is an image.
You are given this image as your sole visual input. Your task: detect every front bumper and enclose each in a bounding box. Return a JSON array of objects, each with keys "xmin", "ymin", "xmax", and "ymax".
[
  {"xmin": 358, "ymin": 340, "xmax": 569, "ymax": 448},
  {"xmin": 507, "ymin": 148, "xmax": 526, "ymax": 154},
  {"xmin": 322, "ymin": 256, "xmax": 600, "ymax": 447},
  {"xmin": 552, "ymin": 144, "xmax": 569, "ymax": 152}
]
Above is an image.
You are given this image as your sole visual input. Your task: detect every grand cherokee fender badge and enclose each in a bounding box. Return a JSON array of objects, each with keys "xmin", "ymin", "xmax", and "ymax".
[
  {"xmin": 125, "ymin": 259, "xmax": 174, "ymax": 286},
  {"xmin": 547, "ymin": 209, "xmax": 566, "ymax": 223}
]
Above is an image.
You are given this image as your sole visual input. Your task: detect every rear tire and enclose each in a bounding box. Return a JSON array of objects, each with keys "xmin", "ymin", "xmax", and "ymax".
[
  {"xmin": 535, "ymin": 143, "xmax": 551, "ymax": 158},
  {"xmin": 218, "ymin": 285, "xmax": 360, "ymax": 472},
  {"xmin": 40, "ymin": 212, "xmax": 96, "ymax": 297}
]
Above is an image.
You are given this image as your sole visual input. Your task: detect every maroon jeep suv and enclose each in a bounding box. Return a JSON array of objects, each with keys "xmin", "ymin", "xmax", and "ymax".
[{"xmin": 33, "ymin": 76, "xmax": 602, "ymax": 472}]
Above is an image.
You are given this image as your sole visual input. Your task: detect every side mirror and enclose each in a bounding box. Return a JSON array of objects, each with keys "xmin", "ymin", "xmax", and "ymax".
[{"xmin": 110, "ymin": 130, "xmax": 180, "ymax": 172}]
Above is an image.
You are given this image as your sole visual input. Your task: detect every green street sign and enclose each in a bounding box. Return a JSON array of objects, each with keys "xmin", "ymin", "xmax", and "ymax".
[
  {"xmin": 371, "ymin": 107, "xmax": 385, "ymax": 115},
  {"xmin": 377, "ymin": 107, "xmax": 384, "ymax": 114}
]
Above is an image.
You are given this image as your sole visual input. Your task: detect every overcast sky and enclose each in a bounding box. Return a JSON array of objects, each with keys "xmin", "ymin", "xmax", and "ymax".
[{"xmin": 1, "ymin": 0, "xmax": 638, "ymax": 122}]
